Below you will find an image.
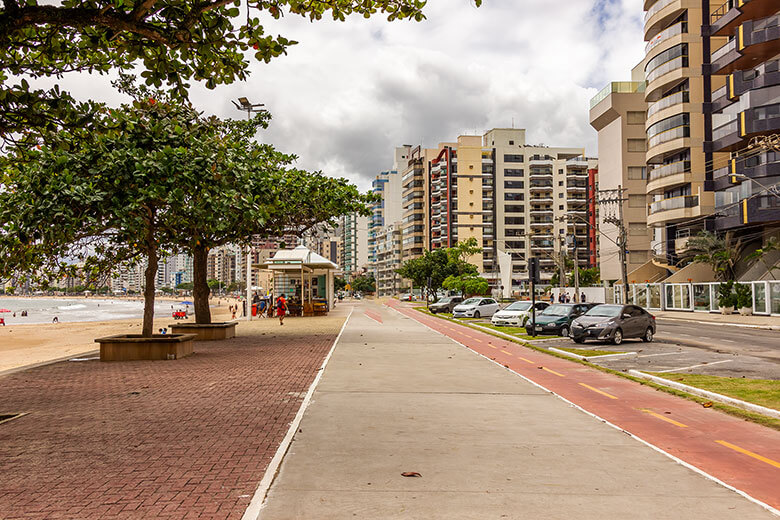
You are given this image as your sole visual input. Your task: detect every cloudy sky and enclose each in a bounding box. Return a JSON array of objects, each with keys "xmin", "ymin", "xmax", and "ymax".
[{"xmin": 44, "ymin": 0, "xmax": 645, "ymax": 192}]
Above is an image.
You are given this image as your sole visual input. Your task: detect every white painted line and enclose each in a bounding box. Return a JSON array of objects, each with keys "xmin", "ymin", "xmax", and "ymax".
[
  {"xmin": 629, "ymin": 370, "xmax": 780, "ymax": 421},
  {"xmin": 656, "ymin": 359, "xmax": 733, "ymax": 374},
  {"xmin": 548, "ymin": 346, "xmax": 637, "ymax": 362},
  {"xmin": 0, "ymin": 349, "xmax": 101, "ymax": 377},
  {"xmin": 393, "ymin": 305, "xmax": 780, "ymax": 517},
  {"xmin": 657, "ymin": 316, "xmax": 780, "ymax": 331},
  {"xmin": 638, "ymin": 352, "xmax": 680, "ymax": 358},
  {"xmin": 363, "ymin": 312, "xmax": 382, "ymax": 324},
  {"xmin": 720, "ymin": 339, "xmax": 736, "ymax": 343},
  {"xmin": 242, "ymin": 306, "xmax": 354, "ymax": 520}
]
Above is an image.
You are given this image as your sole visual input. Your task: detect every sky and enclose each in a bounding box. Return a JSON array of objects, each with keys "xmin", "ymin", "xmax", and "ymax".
[{"xmin": 37, "ymin": 0, "xmax": 645, "ymax": 192}]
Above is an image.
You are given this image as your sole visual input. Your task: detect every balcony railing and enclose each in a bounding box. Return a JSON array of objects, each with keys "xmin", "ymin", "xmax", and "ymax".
[
  {"xmin": 645, "ymin": 0, "xmax": 676, "ymax": 23},
  {"xmin": 713, "ymin": 118, "xmax": 738, "ymax": 141},
  {"xmin": 648, "ymin": 124, "xmax": 689, "ymax": 148},
  {"xmin": 646, "ymin": 55, "xmax": 688, "ymax": 83},
  {"xmin": 649, "ymin": 159, "xmax": 690, "ymax": 181},
  {"xmin": 589, "ymin": 81, "xmax": 646, "ymax": 109},
  {"xmin": 648, "ymin": 90, "xmax": 689, "ymax": 117},
  {"xmin": 649, "ymin": 194, "xmax": 699, "ymax": 214},
  {"xmin": 646, "ymin": 21, "xmax": 688, "ymax": 53},
  {"xmin": 710, "ymin": 0, "xmax": 734, "ymax": 24},
  {"xmin": 712, "ymin": 39, "xmax": 736, "ymax": 62}
]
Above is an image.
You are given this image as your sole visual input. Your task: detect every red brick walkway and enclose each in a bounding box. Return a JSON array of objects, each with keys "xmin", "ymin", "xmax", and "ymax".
[{"xmin": 0, "ymin": 315, "xmax": 345, "ymax": 519}]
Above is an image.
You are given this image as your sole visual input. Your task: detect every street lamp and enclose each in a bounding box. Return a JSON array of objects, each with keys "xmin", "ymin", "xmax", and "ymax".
[{"xmin": 233, "ymin": 97, "xmax": 267, "ymax": 321}]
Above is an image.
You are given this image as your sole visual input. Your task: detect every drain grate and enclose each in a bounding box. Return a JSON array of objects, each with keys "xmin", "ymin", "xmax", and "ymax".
[{"xmin": 0, "ymin": 413, "xmax": 27, "ymax": 425}]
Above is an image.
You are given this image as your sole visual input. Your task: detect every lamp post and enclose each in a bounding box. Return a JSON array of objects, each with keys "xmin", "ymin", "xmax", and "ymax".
[{"xmin": 232, "ymin": 97, "xmax": 266, "ymax": 321}]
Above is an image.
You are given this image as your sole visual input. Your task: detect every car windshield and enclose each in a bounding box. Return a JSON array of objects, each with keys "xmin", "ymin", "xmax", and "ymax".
[
  {"xmin": 541, "ymin": 304, "xmax": 571, "ymax": 316},
  {"xmin": 461, "ymin": 298, "xmax": 482, "ymax": 305},
  {"xmin": 585, "ymin": 305, "xmax": 623, "ymax": 317},
  {"xmin": 505, "ymin": 302, "xmax": 532, "ymax": 311},
  {"xmin": 437, "ymin": 297, "xmax": 452, "ymax": 303}
]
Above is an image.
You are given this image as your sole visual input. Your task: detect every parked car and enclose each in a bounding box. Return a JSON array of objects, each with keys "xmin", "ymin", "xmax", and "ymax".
[
  {"xmin": 525, "ymin": 303, "xmax": 596, "ymax": 337},
  {"xmin": 452, "ymin": 297, "xmax": 500, "ymax": 318},
  {"xmin": 491, "ymin": 300, "xmax": 549, "ymax": 327},
  {"xmin": 429, "ymin": 296, "xmax": 464, "ymax": 314},
  {"xmin": 399, "ymin": 293, "xmax": 413, "ymax": 301},
  {"xmin": 570, "ymin": 304, "xmax": 656, "ymax": 345}
]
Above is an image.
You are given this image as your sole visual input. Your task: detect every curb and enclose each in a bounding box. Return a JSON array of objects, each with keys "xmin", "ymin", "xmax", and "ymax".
[
  {"xmin": 0, "ymin": 349, "xmax": 100, "ymax": 378},
  {"xmin": 548, "ymin": 347, "xmax": 637, "ymax": 362},
  {"xmin": 628, "ymin": 370, "xmax": 780, "ymax": 420},
  {"xmin": 656, "ymin": 316, "xmax": 780, "ymax": 331}
]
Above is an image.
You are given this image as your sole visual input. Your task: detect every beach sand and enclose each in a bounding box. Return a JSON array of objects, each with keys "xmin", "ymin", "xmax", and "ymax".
[{"xmin": 0, "ymin": 298, "xmax": 237, "ymax": 373}]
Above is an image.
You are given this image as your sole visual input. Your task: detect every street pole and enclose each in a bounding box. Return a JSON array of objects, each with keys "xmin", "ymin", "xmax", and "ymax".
[
  {"xmin": 573, "ymin": 236, "xmax": 580, "ymax": 303},
  {"xmin": 598, "ymin": 186, "xmax": 629, "ymax": 304},
  {"xmin": 232, "ymin": 97, "xmax": 266, "ymax": 321}
]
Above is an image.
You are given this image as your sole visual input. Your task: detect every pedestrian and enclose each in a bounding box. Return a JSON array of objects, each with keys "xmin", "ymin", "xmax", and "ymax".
[
  {"xmin": 565, "ymin": 293, "xmax": 571, "ymax": 303},
  {"xmin": 549, "ymin": 293, "xmax": 554, "ymax": 304},
  {"xmin": 558, "ymin": 293, "xmax": 564, "ymax": 303},
  {"xmin": 158, "ymin": 328, "xmax": 164, "ymax": 335},
  {"xmin": 581, "ymin": 292, "xmax": 586, "ymax": 303},
  {"xmin": 52, "ymin": 316, "xmax": 59, "ymax": 323},
  {"xmin": 276, "ymin": 295, "xmax": 287, "ymax": 325},
  {"xmin": 0, "ymin": 318, "xmax": 5, "ymax": 326},
  {"xmin": 231, "ymin": 307, "xmax": 236, "ymax": 320}
]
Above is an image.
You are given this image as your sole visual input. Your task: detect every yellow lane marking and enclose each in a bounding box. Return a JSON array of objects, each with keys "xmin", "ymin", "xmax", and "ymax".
[
  {"xmin": 542, "ymin": 367, "xmax": 565, "ymax": 377},
  {"xmin": 469, "ymin": 337, "xmax": 484, "ymax": 343},
  {"xmin": 502, "ymin": 351, "xmax": 513, "ymax": 356},
  {"xmin": 715, "ymin": 440, "xmax": 780, "ymax": 469},
  {"xmin": 488, "ymin": 345, "xmax": 498, "ymax": 349},
  {"xmin": 641, "ymin": 409, "xmax": 687, "ymax": 427},
  {"xmin": 517, "ymin": 357, "xmax": 535, "ymax": 364},
  {"xmin": 578, "ymin": 383, "xmax": 618, "ymax": 400}
]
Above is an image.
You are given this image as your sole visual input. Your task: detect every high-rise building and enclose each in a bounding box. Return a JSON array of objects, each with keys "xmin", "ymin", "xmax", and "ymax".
[
  {"xmin": 400, "ymin": 145, "xmax": 435, "ymax": 264},
  {"xmin": 704, "ymin": 1, "xmax": 780, "ymax": 240},
  {"xmin": 340, "ymin": 212, "xmax": 368, "ymax": 279},
  {"xmin": 643, "ymin": 0, "xmax": 728, "ymax": 264},
  {"xmin": 427, "ymin": 129, "xmax": 591, "ymax": 296},
  {"xmin": 374, "ymin": 223, "xmax": 403, "ymax": 297},
  {"xmin": 589, "ymin": 76, "xmax": 654, "ymax": 282}
]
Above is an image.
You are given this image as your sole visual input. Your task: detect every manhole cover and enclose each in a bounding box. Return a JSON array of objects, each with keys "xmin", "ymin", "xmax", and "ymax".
[{"xmin": 0, "ymin": 413, "xmax": 27, "ymax": 425}]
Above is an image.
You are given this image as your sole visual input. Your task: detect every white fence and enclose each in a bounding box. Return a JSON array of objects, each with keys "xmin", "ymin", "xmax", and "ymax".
[{"xmin": 612, "ymin": 280, "xmax": 780, "ymax": 315}]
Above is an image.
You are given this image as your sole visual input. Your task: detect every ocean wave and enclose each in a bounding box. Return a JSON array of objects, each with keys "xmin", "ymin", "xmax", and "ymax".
[{"xmin": 57, "ymin": 304, "xmax": 88, "ymax": 310}]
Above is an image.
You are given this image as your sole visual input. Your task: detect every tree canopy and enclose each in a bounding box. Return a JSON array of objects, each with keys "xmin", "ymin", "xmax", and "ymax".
[
  {"xmin": 442, "ymin": 273, "xmax": 489, "ymax": 297},
  {"xmin": 395, "ymin": 238, "xmax": 481, "ymax": 301},
  {"xmin": 0, "ymin": 0, "xmax": 473, "ymax": 148}
]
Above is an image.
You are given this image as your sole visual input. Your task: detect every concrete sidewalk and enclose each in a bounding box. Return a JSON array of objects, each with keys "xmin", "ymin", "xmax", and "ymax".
[
  {"xmin": 256, "ymin": 302, "xmax": 774, "ymax": 519},
  {"xmin": 653, "ymin": 309, "xmax": 780, "ymax": 329}
]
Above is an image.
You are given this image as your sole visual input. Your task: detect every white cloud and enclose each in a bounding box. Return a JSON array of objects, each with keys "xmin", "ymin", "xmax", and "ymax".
[{"xmin": 25, "ymin": 0, "xmax": 645, "ymax": 192}]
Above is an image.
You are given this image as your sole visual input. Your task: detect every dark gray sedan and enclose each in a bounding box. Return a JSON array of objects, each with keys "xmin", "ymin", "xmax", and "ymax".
[
  {"xmin": 570, "ymin": 304, "xmax": 656, "ymax": 345},
  {"xmin": 428, "ymin": 296, "xmax": 464, "ymax": 314}
]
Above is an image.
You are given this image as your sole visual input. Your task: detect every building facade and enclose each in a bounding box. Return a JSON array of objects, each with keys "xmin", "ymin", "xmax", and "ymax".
[{"xmin": 341, "ymin": 212, "xmax": 369, "ymax": 279}]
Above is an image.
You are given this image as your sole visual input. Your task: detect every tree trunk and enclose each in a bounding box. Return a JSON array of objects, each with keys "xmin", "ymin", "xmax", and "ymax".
[
  {"xmin": 193, "ymin": 244, "xmax": 212, "ymax": 324},
  {"xmin": 142, "ymin": 248, "xmax": 158, "ymax": 337}
]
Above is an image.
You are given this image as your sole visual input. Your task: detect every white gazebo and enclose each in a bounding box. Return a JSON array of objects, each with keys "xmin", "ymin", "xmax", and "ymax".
[{"xmin": 258, "ymin": 245, "xmax": 340, "ymax": 316}]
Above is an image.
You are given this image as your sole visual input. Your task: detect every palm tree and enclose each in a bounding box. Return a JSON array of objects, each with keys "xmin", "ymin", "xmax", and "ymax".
[
  {"xmin": 682, "ymin": 231, "xmax": 742, "ymax": 281},
  {"xmin": 745, "ymin": 237, "xmax": 780, "ymax": 280}
]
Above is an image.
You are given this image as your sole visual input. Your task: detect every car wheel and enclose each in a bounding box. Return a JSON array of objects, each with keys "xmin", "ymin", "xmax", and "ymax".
[
  {"xmin": 642, "ymin": 327, "xmax": 654, "ymax": 342},
  {"xmin": 573, "ymin": 337, "xmax": 585, "ymax": 344},
  {"xmin": 612, "ymin": 328, "xmax": 623, "ymax": 345},
  {"xmin": 559, "ymin": 326, "xmax": 569, "ymax": 338},
  {"xmin": 473, "ymin": 311, "xmax": 480, "ymax": 319}
]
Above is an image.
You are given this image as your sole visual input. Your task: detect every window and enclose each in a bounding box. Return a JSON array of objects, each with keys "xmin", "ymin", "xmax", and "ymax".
[
  {"xmin": 559, "ymin": 205, "xmax": 564, "ymax": 210},
  {"xmin": 504, "ymin": 180, "xmax": 524, "ymax": 189},
  {"xmin": 628, "ymin": 195, "xmax": 646, "ymax": 208},
  {"xmin": 509, "ymin": 140, "xmax": 514, "ymax": 145},
  {"xmin": 558, "ymin": 169, "xmax": 563, "ymax": 174},
  {"xmin": 627, "ymin": 139, "xmax": 646, "ymax": 152},
  {"xmin": 627, "ymin": 166, "xmax": 646, "ymax": 180},
  {"xmin": 504, "ymin": 154, "xmax": 524, "ymax": 162},
  {"xmin": 483, "ymin": 164, "xmax": 494, "ymax": 174},
  {"xmin": 504, "ymin": 168, "xmax": 524, "ymax": 177},
  {"xmin": 505, "ymin": 193, "xmax": 524, "ymax": 201},
  {"xmin": 559, "ymin": 193, "xmax": 564, "ymax": 198},
  {"xmin": 505, "ymin": 216, "xmax": 525, "ymax": 225},
  {"xmin": 627, "ymin": 111, "xmax": 645, "ymax": 125},
  {"xmin": 558, "ymin": 180, "xmax": 564, "ymax": 186},
  {"xmin": 505, "ymin": 205, "xmax": 524, "ymax": 213},
  {"xmin": 647, "ymin": 113, "xmax": 689, "ymax": 139}
]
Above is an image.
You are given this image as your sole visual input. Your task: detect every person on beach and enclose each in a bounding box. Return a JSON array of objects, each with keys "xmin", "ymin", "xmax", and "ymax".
[
  {"xmin": 0, "ymin": 318, "xmax": 5, "ymax": 326},
  {"xmin": 52, "ymin": 316, "xmax": 58, "ymax": 323},
  {"xmin": 276, "ymin": 295, "xmax": 287, "ymax": 325}
]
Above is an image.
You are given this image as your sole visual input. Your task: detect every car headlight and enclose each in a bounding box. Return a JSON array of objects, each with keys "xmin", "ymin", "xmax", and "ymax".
[{"xmin": 591, "ymin": 321, "xmax": 613, "ymax": 328}]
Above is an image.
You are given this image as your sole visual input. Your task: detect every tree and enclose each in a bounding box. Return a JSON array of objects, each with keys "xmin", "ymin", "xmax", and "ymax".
[
  {"xmin": 683, "ymin": 231, "xmax": 742, "ymax": 281},
  {"xmin": 334, "ymin": 277, "xmax": 347, "ymax": 291},
  {"xmin": 396, "ymin": 240, "xmax": 480, "ymax": 301},
  {"xmin": 745, "ymin": 237, "xmax": 780, "ymax": 280},
  {"xmin": 351, "ymin": 274, "xmax": 376, "ymax": 294},
  {"xmin": 1, "ymin": 0, "xmax": 460, "ymax": 149},
  {"xmin": 442, "ymin": 274, "xmax": 489, "ymax": 297},
  {"xmin": 176, "ymin": 282, "xmax": 194, "ymax": 291}
]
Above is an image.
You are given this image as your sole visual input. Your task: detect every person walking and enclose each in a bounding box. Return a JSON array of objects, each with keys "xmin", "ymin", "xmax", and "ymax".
[
  {"xmin": 581, "ymin": 292, "xmax": 587, "ymax": 303},
  {"xmin": 276, "ymin": 295, "xmax": 287, "ymax": 326}
]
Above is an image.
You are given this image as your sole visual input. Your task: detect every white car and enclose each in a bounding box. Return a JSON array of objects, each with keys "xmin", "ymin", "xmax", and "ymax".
[
  {"xmin": 491, "ymin": 301, "xmax": 550, "ymax": 327},
  {"xmin": 452, "ymin": 297, "xmax": 500, "ymax": 318}
]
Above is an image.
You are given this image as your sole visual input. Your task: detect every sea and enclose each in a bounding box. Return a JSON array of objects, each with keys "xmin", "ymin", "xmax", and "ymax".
[{"xmin": 0, "ymin": 298, "xmax": 187, "ymax": 325}]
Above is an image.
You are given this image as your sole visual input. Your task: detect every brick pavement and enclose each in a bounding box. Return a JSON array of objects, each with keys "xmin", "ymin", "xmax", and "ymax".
[{"xmin": 0, "ymin": 310, "xmax": 347, "ymax": 519}]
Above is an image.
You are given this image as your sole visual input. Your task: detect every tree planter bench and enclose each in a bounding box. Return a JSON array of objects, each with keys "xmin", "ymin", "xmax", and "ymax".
[
  {"xmin": 95, "ymin": 334, "xmax": 196, "ymax": 361},
  {"xmin": 168, "ymin": 321, "xmax": 237, "ymax": 341}
]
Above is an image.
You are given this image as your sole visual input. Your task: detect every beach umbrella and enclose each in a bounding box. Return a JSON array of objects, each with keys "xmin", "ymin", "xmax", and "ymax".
[
  {"xmin": 0, "ymin": 309, "xmax": 11, "ymax": 313},
  {"xmin": 180, "ymin": 301, "xmax": 194, "ymax": 305}
]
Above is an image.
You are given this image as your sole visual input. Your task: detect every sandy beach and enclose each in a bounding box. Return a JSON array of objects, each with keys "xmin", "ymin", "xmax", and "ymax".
[{"xmin": 0, "ymin": 298, "xmax": 237, "ymax": 373}]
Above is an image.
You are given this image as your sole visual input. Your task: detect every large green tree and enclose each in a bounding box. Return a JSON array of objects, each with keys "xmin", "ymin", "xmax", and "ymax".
[
  {"xmin": 396, "ymin": 238, "xmax": 480, "ymax": 301},
  {"xmin": 1, "ymin": 0, "xmax": 473, "ymax": 148}
]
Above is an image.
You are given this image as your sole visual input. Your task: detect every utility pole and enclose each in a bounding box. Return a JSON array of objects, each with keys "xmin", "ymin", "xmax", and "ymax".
[
  {"xmin": 573, "ymin": 236, "xmax": 580, "ymax": 303},
  {"xmin": 598, "ymin": 186, "xmax": 629, "ymax": 304}
]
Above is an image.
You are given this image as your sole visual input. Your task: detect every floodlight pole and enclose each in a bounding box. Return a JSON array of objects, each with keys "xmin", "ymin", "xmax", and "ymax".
[{"xmin": 233, "ymin": 97, "xmax": 266, "ymax": 321}]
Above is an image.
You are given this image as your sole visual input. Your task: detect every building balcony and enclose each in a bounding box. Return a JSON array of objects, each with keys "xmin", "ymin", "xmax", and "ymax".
[
  {"xmin": 710, "ymin": 0, "xmax": 778, "ymax": 37},
  {"xmin": 644, "ymin": 0, "xmax": 686, "ymax": 41},
  {"xmin": 530, "ymin": 222, "xmax": 554, "ymax": 228},
  {"xmin": 529, "ymin": 159, "xmax": 554, "ymax": 166},
  {"xmin": 529, "ymin": 207, "xmax": 554, "ymax": 215},
  {"xmin": 567, "ymin": 208, "xmax": 587, "ymax": 215},
  {"xmin": 567, "ymin": 197, "xmax": 588, "ymax": 204},
  {"xmin": 528, "ymin": 197, "xmax": 553, "ymax": 203},
  {"xmin": 712, "ymin": 61, "xmax": 780, "ymax": 112},
  {"xmin": 712, "ymin": 149, "xmax": 780, "ymax": 190},
  {"xmin": 647, "ymin": 90, "xmax": 689, "ymax": 121},
  {"xmin": 529, "ymin": 171, "xmax": 553, "ymax": 180},
  {"xmin": 647, "ymin": 160, "xmax": 692, "ymax": 193},
  {"xmin": 566, "ymin": 185, "xmax": 587, "ymax": 192},
  {"xmin": 647, "ymin": 194, "xmax": 702, "ymax": 225},
  {"xmin": 646, "ymin": 20, "xmax": 688, "ymax": 53},
  {"xmin": 708, "ymin": 103, "xmax": 780, "ymax": 153},
  {"xmin": 645, "ymin": 55, "xmax": 689, "ymax": 100},
  {"xmin": 530, "ymin": 240, "xmax": 555, "ymax": 250},
  {"xmin": 713, "ymin": 193, "xmax": 780, "ymax": 230},
  {"xmin": 529, "ymin": 183, "xmax": 554, "ymax": 192},
  {"xmin": 709, "ymin": 14, "xmax": 780, "ymax": 75}
]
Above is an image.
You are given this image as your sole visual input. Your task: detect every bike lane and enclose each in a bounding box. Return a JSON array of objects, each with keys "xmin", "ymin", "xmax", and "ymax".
[{"xmin": 389, "ymin": 302, "xmax": 780, "ymax": 513}]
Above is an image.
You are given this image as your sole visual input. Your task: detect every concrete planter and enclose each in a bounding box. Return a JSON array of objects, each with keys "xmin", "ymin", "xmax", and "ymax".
[
  {"xmin": 719, "ymin": 306, "xmax": 734, "ymax": 315},
  {"xmin": 739, "ymin": 306, "xmax": 753, "ymax": 316},
  {"xmin": 168, "ymin": 321, "xmax": 237, "ymax": 341},
  {"xmin": 95, "ymin": 334, "xmax": 195, "ymax": 361}
]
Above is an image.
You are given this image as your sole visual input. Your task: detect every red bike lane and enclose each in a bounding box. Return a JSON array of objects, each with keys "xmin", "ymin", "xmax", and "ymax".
[{"xmin": 389, "ymin": 302, "xmax": 780, "ymax": 512}]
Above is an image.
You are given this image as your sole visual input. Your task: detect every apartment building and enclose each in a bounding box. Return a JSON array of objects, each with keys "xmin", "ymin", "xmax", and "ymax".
[
  {"xmin": 427, "ymin": 129, "xmax": 592, "ymax": 295},
  {"xmin": 341, "ymin": 212, "xmax": 369, "ymax": 279},
  {"xmin": 704, "ymin": 0, "xmax": 780, "ymax": 239},
  {"xmin": 589, "ymin": 75, "xmax": 655, "ymax": 282},
  {"xmin": 643, "ymin": 0, "xmax": 728, "ymax": 264},
  {"xmin": 206, "ymin": 245, "xmax": 237, "ymax": 287},
  {"xmin": 367, "ymin": 146, "xmax": 410, "ymax": 271},
  {"xmin": 400, "ymin": 145, "xmax": 435, "ymax": 264},
  {"xmin": 374, "ymin": 223, "xmax": 404, "ymax": 297}
]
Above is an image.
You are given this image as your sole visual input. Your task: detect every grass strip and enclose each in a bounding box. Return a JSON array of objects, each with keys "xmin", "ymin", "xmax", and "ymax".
[
  {"xmin": 647, "ymin": 373, "xmax": 780, "ymax": 411},
  {"xmin": 415, "ymin": 307, "xmax": 780, "ymax": 431}
]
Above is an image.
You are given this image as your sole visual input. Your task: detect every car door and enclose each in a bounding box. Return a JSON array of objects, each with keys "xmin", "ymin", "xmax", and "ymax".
[
  {"xmin": 623, "ymin": 306, "xmax": 643, "ymax": 337},
  {"xmin": 481, "ymin": 299, "xmax": 497, "ymax": 316}
]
